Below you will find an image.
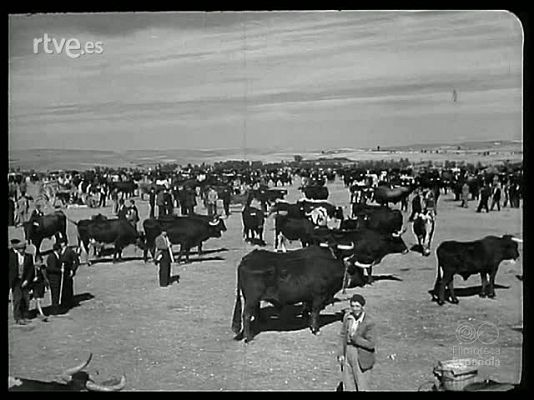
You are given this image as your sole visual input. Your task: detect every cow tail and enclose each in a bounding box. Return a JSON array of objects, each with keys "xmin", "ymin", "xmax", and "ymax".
[{"xmin": 231, "ymin": 269, "xmax": 243, "ymax": 334}]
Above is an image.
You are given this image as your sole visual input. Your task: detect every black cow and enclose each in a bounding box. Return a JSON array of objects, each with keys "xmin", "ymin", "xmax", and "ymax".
[
  {"xmin": 248, "ymin": 187, "xmax": 288, "ymax": 212},
  {"xmin": 344, "ymin": 204, "xmax": 404, "ymax": 236},
  {"xmin": 373, "ymin": 185, "xmax": 412, "ymax": 207},
  {"xmin": 313, "ymin": 227, "xmax": 409, "ymax": 285},
  {"xmin": 274, "ymin": 214, "xmax": 317, "ymax": 252},
  {"xmin": 412, "ymin": 212, "xmax": 435, "ymax": 256},
  {"xmin": 142, "ymin": 215, "xmax": 227, "ymax": 263},
  {"xmin": 268, "ymin": 200, "xmax": 305, "ymax": 219},
  {"xmin": 23, "ymin": 211, "xmax": 68, "ymax": 255},
  {"xmin": 432, "ymin": 235, "xmax": 521, "ymax": 305},
  {"xmin": 242, "ymin": 205, "xmax": 266, "ymax": 245},
  {"xmin": 301, "ymin": 185, "xmax": 329, "ymax": 200},
  {"xmin": 109, "ymin": 181, "xmax": 137, "ymax": 199},
  {"xmin": 76, "ymin": 215, "xmax": 144, "ymax": 265},
  {"xmin": 8, "ymin": 353, "xmax": 126, "ymax": 392},
  {"xmin": 231, "ymin": 245, "xmax": 357, "ymax": 342}
]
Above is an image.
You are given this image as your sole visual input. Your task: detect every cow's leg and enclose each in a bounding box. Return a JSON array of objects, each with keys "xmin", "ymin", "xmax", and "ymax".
[
  {"xmin": 243, "ymin": 302, "xmax": 258, "ymax": 342},
  {"xmin": 479, "ymin": 272, "xmax": 488, "ymax": 298},
  {"xmin": 301, "ymin": 302, "xmax": 311, "ymax": 319},
  {"xmin": 197, "ymin": 242, "xmax": 203, "ymax": 257},
  {"xmin": 443, "ymin": 271, "xmax": 459, "ymax": 304},
  {"xmin": 487, "ymin": 269, "xmax": 497, "ymax": 298},
  {"xmin": 366, "ymin": 266, "xmax": 374, "ymax": 285},
  {"xmin": 309, "ymin": 298, "xmax": 324, "ymax": 335},
  {"xmin": 437, "ymin": 270, "xmax": 454, "ymax": 306}
]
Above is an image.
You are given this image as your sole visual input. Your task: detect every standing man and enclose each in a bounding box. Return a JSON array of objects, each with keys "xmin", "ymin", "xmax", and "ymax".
[
  {"xmin": 149, "ymin": 187, "xmax": 157, "ymax": 219},
  {"xmin": 490, "ymin": 182, "xmax": 502, "ymax": 211},
  {"xmin": 8, "ymin": 195, "xmax": 16, "ymax": 226},
  {"xmin": 461, "ymin": 181, "xmax": 470, "ymax": 208},
  {"xmin": 116, "ymin": 199, "xmax": 128, "ymax": 219},
  {"xmin": 337, "ymin": 294, "xmax": 376, "ymax": 391},
  {"xmin": 9, "ymin": 239, "xmax": 34, "ymax": 325},
  {"xmin": 221, "ymin": 186, "xmax": 232, "ymax": 217},
  {"xmin": 502, "ymin": 180, "xmax": 510, "ymax": 208},
  {"xmin": 409, "ymin": 189, "xmax": 423, "ymax": 222},
  {"xmin": 127, "ymin": 199, "xmax": 140, "ymax": 230},
  {"xmin": 111, "ymin": 187, "xmax": 119, "ymax": 214},
  {"xmin": 46, "ymin": 242, "xmax": 65, "ymax": 316},
  {"xmin": 156, "ymin": 188, "xmax": 166, "ymax": 218},
  {"xmin": 164, "ymin": 189, "xmax": 174, "ymax": 216},
  {"xmin": 98, "ymin": 184, "xmax": 107, "ymax": 208},
  {"xmin": 476, "ymin": 183, "xmax": 491, "ymax": 213},
  {"xmin": 29, "ymin": 254, "xmax": 50, "ymax": 322},
  {"xmin": 206, "ymin": 186, "xmax": 218, "ymax": 217},
  {"xmin": 154, "ymin": 230, "xmax": 174, "ymax": 287},
  {"xmin": 59, "ymin": 240, "xmax": 80, "ymax": 311},
  {"xmin": 184, "ymin": 186, "xmax": 197, "ymax": 216}
]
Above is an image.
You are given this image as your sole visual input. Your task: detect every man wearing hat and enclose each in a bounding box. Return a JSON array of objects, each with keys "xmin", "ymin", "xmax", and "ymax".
[
  {"xmin": 337, "ymin": 294, "xmax": 376, "ymax": 391},
  {"xmin": 8, "ymin": 239, "xmax": 35, "ymax": 325},
  {"xmin": 154, "ymin": 230, "xmax": 174, "ymax": 287},
  {"xmin": 46, "ymin": 241, "xmax": 65, "ymax": 315}
]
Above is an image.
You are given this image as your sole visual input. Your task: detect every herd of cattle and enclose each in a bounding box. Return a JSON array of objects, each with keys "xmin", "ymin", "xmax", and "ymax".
[{"xmin": 8, "ymin": 162, "xmax": 523, "ymax": 389}]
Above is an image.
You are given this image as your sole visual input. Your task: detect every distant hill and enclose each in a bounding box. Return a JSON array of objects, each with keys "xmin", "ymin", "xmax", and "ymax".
[{"xmin": 8, "ymin": 139, "xmax": 522, "ymax": 172}]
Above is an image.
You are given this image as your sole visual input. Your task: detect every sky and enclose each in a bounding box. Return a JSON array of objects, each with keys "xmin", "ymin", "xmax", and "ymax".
[{"xmin": 8, "ymin": 11, "xmax": 523, "ymax": 152}]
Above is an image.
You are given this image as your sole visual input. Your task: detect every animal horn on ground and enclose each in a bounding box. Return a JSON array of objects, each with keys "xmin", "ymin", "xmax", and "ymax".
[
  {"xmin": 60, "ymin": 353, "xmax": 93, "ymax": 381},
  {"xmin": 86, "ymin": 375, "xmax": 126, "ymax": 392}
]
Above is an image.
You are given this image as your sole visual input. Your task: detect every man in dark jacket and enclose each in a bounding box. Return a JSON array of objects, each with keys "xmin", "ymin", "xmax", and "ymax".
[
  {"xmin": 409, "ymin": 189, "xmax": 423, "ymax": 222},
  {"xmin": 154, "ymin": 230, "xmax": 174, "ymax": 287},
  {"xmin": 149, "ymin": 187, "xmax": 156, "ymax": 218},
  {"xmin": 156, "ymin": 189, "xmax": 166, "ymax": 217},
  {"xmin": 490, "ymin": 182, "xmax": 502, "ymax": 211},
  {"xmin": 8, "ymin": 239, "xmax": 34, "ymax": 325},
  {"xmin": 337, "ymin": 294, "xmax": 376, "ymax": 391},
  {"xmin": 46, "ymin": 240, "xmax": 79, "ymax": 315},
  {"xmin": 477, "ymin": 183, "xmax": 491, "ymax": 213}
]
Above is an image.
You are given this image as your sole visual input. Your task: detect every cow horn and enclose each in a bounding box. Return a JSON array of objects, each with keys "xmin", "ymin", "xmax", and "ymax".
[
  {"xmin": 319, "ymin": 242, "xmax": 330, "ymax": 248},
  {"xmin": 86, "ymin": 375, "xmax": 126, "ymax": 392},
  {"xmin": 209, "ymin": 219, "xmax": 219, "ymax": 226},
  {"xmin": 353, "ymin": 260, "xmax": 373, "ymax": 269},
  {"xmin": 337, "ymin": 243, "xmax": 354, "ymax": 251},
  {"xmin": 60, "ymin": 353, "xmax": 93, "ymax": 381},
  {"xmin": 511, "ymin": 237, "xmax": 523, "ymax": 243}
]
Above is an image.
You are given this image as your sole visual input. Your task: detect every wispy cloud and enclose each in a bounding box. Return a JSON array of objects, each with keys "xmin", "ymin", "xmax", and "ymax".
[{"xmin": 8, "ymin": 11, "xmax": 523, "ymax": 151}]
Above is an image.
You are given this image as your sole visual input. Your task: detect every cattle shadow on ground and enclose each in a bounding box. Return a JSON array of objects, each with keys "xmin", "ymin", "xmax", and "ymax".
[
  {"xmin": 29, "ymin": 292, "xmax": 95, "ymax": 320},
  {"xmin": 177, "ymin": 256, "xmax": 225, "ymax": 264},
  {"xmin": 174, "ymin": 247, "xmax": 229, "ymax": 256},
  {"xmin": 427, "ymin": 284, "xmax": 510, "ymax": 299},
  {"xmin": 84, "ymin": 255, "xmax": 147, "ymax": 266},
  {"xmin": 253, "ymin": 303, "xmax": 343, "ymax": 335},
  {"xmin": 345, "ymin": 274, "xmax": 403, "ymax": 289}
]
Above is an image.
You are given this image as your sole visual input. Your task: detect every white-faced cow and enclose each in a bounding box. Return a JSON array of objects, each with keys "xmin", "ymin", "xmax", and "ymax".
[{"xmin": 412, "ymin": 211, "xmax": 436, "ymax": 256}]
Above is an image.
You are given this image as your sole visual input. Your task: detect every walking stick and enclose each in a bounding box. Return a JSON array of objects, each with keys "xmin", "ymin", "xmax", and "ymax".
[{"xmin": 59, "ymin": 264, "xmax": 65, "ymax": 306}]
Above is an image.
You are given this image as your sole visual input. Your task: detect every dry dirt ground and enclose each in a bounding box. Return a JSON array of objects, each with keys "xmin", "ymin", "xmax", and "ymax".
[{"xmin": 7, "ymin": 178, "xmax": 523, "ymax": 391}]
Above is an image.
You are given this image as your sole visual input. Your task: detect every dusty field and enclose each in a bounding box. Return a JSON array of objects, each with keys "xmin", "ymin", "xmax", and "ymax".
[{"xmin": 7, "ymin": 178, "xmax": 523, "ymax": 391}]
